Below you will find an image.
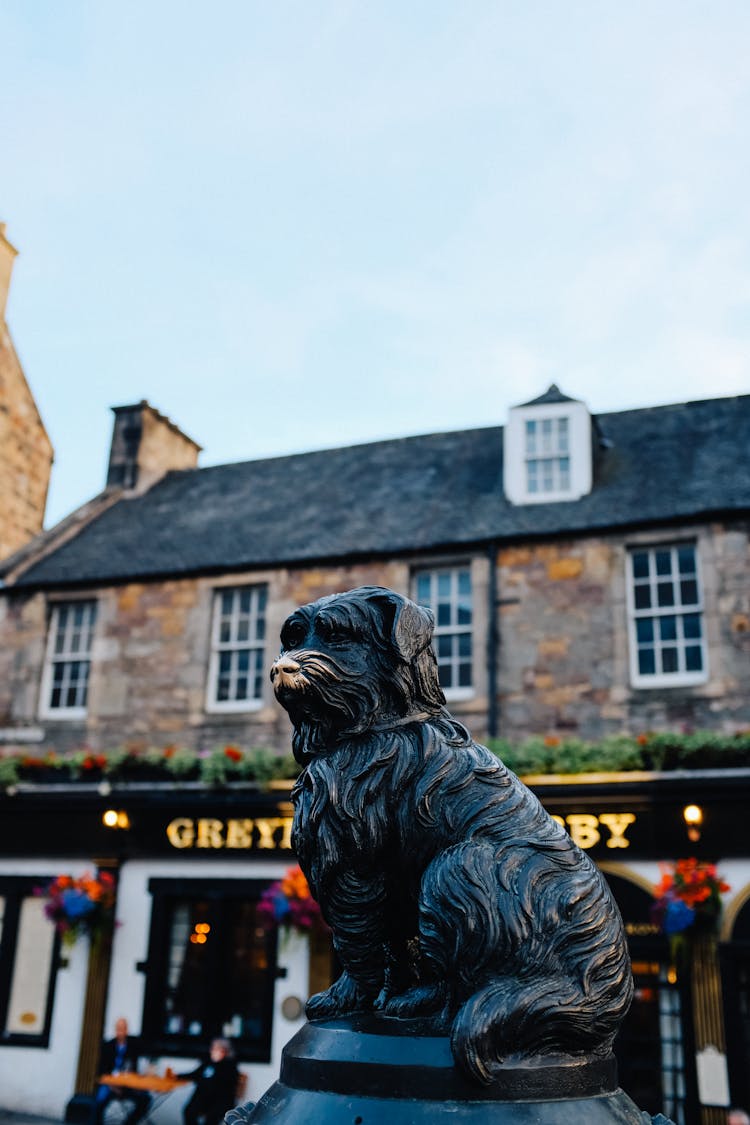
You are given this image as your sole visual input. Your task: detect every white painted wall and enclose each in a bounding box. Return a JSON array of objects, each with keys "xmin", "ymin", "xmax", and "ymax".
[{"xmin": 0, "ymin": 858, "xmax": 91, "ymax": 1118}]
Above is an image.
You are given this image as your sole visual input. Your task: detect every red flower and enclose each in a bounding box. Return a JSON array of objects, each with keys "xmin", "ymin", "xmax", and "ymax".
[
  {"xmin": 543, "ymin": 735, "xmax": 560, "ymax": 748},
  {"xmin": 224, "ymin": 746, "xmax": 243, "ymax": 763}
]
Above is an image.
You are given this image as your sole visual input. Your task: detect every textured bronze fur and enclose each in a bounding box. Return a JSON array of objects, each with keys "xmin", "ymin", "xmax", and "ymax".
[{"xmin": 271, "ymin": 586, "xmax": 633, "ymax": 1084}]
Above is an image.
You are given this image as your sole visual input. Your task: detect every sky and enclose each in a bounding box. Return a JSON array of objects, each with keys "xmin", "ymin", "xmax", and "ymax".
[{"xmin": 2, "ymin": 2, "xmax": 750, "ymax": 527}]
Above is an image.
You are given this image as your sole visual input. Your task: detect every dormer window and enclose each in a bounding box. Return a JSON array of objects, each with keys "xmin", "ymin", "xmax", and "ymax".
[
  {"xmin": 525, "ymin": 417, "xmax": 570, "ymax": 495},
  {"xmin": 504, "ymin": 384, "xmax": 592, "ymax": 505}
]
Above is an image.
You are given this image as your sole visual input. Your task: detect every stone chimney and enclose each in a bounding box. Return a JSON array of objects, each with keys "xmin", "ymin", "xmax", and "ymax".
[
  {"xmin": 106, "ymin": 401, "xmax": 201, "ymax": 492},
  {"xmin": 0, "ymin": 223, "xmax": 19, "ymax": 324}
]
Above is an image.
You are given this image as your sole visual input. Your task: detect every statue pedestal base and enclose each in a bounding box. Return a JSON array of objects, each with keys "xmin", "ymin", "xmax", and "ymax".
[{"xmin": 238, "ymin": 1015, "xmax": 666, "ymax": 1123}]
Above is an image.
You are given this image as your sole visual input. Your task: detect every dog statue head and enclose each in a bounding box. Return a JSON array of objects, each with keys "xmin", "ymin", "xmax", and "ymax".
[{"xmin": 271, "ymin": 586, "xmax": 446, "ymax": 760}]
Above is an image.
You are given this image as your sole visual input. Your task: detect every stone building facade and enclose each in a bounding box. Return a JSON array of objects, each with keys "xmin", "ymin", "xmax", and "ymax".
[
  {"xmin": 0, "ymin": 387, "xmax": 748, "ymax": 753},
  {"xmin": 0, "ymin": 224, "xmax": 53, "ymax": 559}
]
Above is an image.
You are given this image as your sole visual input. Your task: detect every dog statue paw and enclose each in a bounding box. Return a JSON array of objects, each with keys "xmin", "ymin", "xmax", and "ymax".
[{"xmin": 271, "ymin": 586, "xmax": 634, "ymax": 1086}]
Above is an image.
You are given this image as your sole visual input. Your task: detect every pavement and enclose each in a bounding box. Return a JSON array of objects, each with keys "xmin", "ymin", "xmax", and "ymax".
[{"xmin": 0, "ymin": 1114, "xmax": 62, "ymax": 1125}]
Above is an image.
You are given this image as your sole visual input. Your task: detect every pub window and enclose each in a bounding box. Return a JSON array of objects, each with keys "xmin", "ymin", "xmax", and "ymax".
[
  {"xmin": 206, "ymin": 585, "xmax": 267, "ymax": 711},
  {"xmin": 413, "ymin": 566, "xmax": 473, "ymax": 696},
  {"xmin": 143, "ymin": 879, "xmax": 276, "ymax": 1061},
  {"xmin": 40, "ymin": 600, "xmax": 98, "ymax": 718},
  {"xmin": 626, "ymin": 543, "xmax": 708, "ymax": 689},
  {"xmin": 0, "ymin": 876, "xmax": 60, "ymax": 1046}
]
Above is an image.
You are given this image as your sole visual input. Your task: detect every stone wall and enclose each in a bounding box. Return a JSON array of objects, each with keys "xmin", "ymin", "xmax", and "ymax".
[
  {"xmin": 497, "ymin": 518, "xmax": 750, "ymax": 740},
  {"xmin": 0, "ymin": 323, "xmax": 53, "ymax": 559},
  {"xmin": 1, "ymin": 520, "xmax": 747, "ymax": 756}
]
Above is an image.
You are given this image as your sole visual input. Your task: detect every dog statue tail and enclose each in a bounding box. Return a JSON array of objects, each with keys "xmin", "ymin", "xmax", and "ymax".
[{"xmin": 419, "ymin": 838, "xmax": 634, "ymax": 1085}]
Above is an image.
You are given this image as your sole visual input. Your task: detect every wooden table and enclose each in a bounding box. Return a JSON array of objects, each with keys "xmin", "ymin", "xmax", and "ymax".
[{"xmin": 99, "ymin": 1073, "xmax": 188, "ymax": 1122}]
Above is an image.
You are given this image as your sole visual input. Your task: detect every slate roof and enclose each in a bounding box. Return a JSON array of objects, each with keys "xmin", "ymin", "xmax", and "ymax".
[
  {"xmin": 9, "ymin": 394, "xmax": 750, "ymax": 589},
  {"xmin": 519, "ymin": 383, "xmax": 579, "ymax": 406}
]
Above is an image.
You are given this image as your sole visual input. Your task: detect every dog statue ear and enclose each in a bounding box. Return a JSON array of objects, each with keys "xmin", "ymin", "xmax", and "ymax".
[{"xmin": 368, "ymin": 591, "xmax": 434, "ymax": 663}]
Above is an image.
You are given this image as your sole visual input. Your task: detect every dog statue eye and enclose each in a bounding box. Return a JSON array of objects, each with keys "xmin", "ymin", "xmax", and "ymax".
[
  {"xmin": 318, "ymin": 620, "xmax": 352, "ymax": 644},
  {"xmin": 281, "ymin": 622, "xmax": 306, "ymax": 650}
]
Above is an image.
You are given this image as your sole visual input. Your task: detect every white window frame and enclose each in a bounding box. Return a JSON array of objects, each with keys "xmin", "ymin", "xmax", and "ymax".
[
  {"xmin": 206, "ymin": 585, "xmax": 267, "ymax": 713},
  {"xmin": 503, "ymin": 399, "xmax": 592, "ymax": 505},
  {"xmin": 413, "ymin": 566, "xmax": 474, "ymax": 700},
  {"xmin": 39, "ymin": 600, "xmax": 98, "ymax": 720},
  {"xmin": 626, "ymin": 543, "xmax": 709, "ymax": 689}
]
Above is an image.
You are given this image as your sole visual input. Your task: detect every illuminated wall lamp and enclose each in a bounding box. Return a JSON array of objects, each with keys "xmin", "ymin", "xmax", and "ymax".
[
  {"xmin": 103, "ymin": 809, "xmax": 131, "ymax": 830},
  {"xmin": 683, "ymin": 804, "xmax": 703, "ymax": 843}
]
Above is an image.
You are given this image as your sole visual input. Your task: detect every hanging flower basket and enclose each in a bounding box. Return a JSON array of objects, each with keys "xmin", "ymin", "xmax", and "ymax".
[
  {"xmin": 36, "ymin": 871, "xmax": 116, "ymax": 948},
  {"xmin": 650, "ymin": 859, "xmax": 730, "ymax": 955},
  {"xmin": 257, "ymin": 865, "xmax": 329, "ymax": 937}
]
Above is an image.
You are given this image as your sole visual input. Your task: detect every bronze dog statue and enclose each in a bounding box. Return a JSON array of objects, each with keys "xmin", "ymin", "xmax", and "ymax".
[{"xmin": 270, "ymin": 586, "xmax": 633, "ymax": 1084}]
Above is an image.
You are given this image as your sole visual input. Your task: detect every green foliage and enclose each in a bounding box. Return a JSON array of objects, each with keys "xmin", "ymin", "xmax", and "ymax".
[
  {"xmin": 1, "ymin": 730, "xmax": 749, "ymax": 790},
  {"xmin": 487, "ymin": 731, "xmax": 750, "ymax": 776}
]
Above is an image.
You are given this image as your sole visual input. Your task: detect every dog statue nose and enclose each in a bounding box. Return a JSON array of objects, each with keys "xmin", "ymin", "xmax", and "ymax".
[{"xmin": 270, "ymin": 657, "xmax": 301, "ymax": 682}]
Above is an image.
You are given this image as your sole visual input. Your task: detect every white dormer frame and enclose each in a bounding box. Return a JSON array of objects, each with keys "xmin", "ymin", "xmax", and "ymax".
[{"xmin": 503, "ymin": 398, "xmax": 592, "ymax": 505}]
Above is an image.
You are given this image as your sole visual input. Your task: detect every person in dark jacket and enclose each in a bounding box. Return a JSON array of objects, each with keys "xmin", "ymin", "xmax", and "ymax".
[
  {"xmin": 178, "ymin": 1038, "xmax": 239, "ymax": 1125},
  {"xmin": 92, "ymin": 1017, "xmax": 151, "ymax": 1125}
]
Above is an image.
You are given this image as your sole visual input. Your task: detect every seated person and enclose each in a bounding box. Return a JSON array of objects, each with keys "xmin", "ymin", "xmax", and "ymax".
[
  {"xmin": 92, "ymin": 1017, "xmax": 151, "ymax": 1125},
  {"xmin": 178, "ymin": 1038, "xmax": 239, "ymax": 1125}
]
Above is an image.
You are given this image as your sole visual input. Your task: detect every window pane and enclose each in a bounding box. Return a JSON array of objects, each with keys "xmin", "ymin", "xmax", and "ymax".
[
  {"xmin": 458, "ymin": 663, "xmax": 472, "ymax": 687},
  {"xmin": 677, "ymin": 546, "xmax": 696, "ymax": 574},
  {"xmin": 661, "ymin": 648, "xmax": 678, "ymax": 674},
  {"xmin": 683, "ymin": 614, "xmax": 702, "ymax": 639},
  {"xmin": 638, "ymin": 649, "xmax": 656, "ymax": 675},
  {"xmin": 219, "ymin": 901, "xmax": 273, "ymax": 1042},
  {"xmin": 680, "ymin": 580, "xmax": 698, "ymax": 606},
  {"xmin": 221, "ymin": 591, "xmax": 233, "ymax": 615},
  {"xmin": 632, "ymin": 553, "xmax": 650, "ymax": 579},
  {"xmin": 437, "ymin": 635, "xmax": 452, "ymax": 658},
  {"xmin": 239, "ymin": 590, "xmax": 251, "ymax": 615},
  {"xmin": 458, "ymin": 633, "xmax": 471, "ymax": 657},
  {"xmin": 437, "ymin": 603, "xmax": 451, "ymax": 627},
  {"xmin": 5, "ymin": 898, "xmax": 55, "ymax": 1036},
  {"xmin": 685, "ymin": 646, "xmax": 703, "ymax": 672},
  {"xmin": 161, "ymin": 900, "xmax": 213, "ymax": 1037},
  {"xmin": 657, "ymin": 583, "xmax": 675, "ymax": 607},
  {"xmin": 415, "ymin": 575, "xmax": 431, "ymax": 603},
  {"xmin": 525, "ymin": 420, "xmax": 536, "ymax": 454},
  {"xmin": 458, "ymin": 570, "xmax": 471, "ymax": 596},
  {"xmin": 438, "ymin": 664, "xmax": 452, "ymax": 688},
  {"xmin": 437, "ymin": 573, "xmax": 451, "ymax": 598},
  {"xmin": 634, "ymin": 585, "xmax": 651, "ymax": 610},
  {"xmin": 659, "ymin": 616, "xmax": 677, "ymax": 641},
  {"xmin": 655, "ymin": 551, "xmax": 672, "ymax": 576},
  {"xmin": 636, "ymin": 618, "xmax": 654, "ymax": 644}
]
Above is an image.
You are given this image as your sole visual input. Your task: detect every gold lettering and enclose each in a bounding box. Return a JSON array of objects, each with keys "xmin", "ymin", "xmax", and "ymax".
[
  {"xmin": 196, "ymin": 818, "xmax": 225, "ymax": 849},
  {"xmin": 255, "ymin": 817, "xmax": 288, "ymax": 849},
  {"xmin": 277, "ymin": 817, "xmax": 294, "ymax": 850},
  {"xmin": 166, "ymin": 818, "xmax": 195, "ymax": 849},
  {"xmin": 565, "ymin": 814, "xmax": 601, "ymax": 850},
  {"xmin": 599, "ymin": 813, "xmax": 636, "ymax": 849},
  {"xmin": 225, "ymin": 818, "xmax": 255, "ymax": 849}
]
